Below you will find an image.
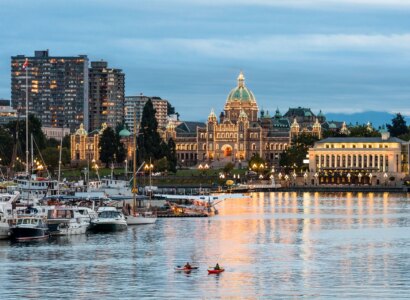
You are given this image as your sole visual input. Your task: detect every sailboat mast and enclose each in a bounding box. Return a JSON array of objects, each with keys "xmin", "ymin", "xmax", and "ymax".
[
  {"xmin": 25, "ymin": 59, "xmax": 29, "ymax": 175},
  {"xmin": 57, "ymin": 126, "xmax": 64, "ymax": 196},
  {"xmin": 132, "ymin": 111, "xmax": 137, "ymax": 213}
]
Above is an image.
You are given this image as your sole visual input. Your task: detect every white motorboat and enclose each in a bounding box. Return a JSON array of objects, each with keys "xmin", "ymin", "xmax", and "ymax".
[
  {"xmin": 125, "ymin": 211, "xmax": 157, "ymax": 225},
  {"xmin": 90, "ymin": 207, "xmax": 127, "ymax": 232},
  {"xmin": 47, "ymin": 207, "xmax": 91, "ymax": 236},
  {"xmin": 0, "ymin": 192, "xmax": 21, "ymax": 239},
  {"xmin": 0, "ymin": 212, "xmax": 10, "ymax": 239}
]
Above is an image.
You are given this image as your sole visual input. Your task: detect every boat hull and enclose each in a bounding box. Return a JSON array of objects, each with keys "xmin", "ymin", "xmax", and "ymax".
[
  {"xmin": 0, "ymin": 225, "xmax": 10, "ymax": 240},
  {"xmin": 48, "ymin": 223, "xmax": 89, "ymax": 236},
  {"xmin": 10, "ymin": 227, "xmax": 49, "ymax": 242},
  {"xmin": 208, "ymin": 269, "xmax": 225, "ymax": 274},
  {"xmin": 126, "ymin": 215, "xmax": 157, "ymax": 225},
  {"xmin": 90, "ymin": 222, "xmax": 127, "ymax": 232}
]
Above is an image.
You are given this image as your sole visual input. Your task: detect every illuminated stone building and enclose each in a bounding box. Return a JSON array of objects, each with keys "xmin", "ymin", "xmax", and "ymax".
[
  {"xmin": 165, "ymin": 72, "xmax": 291, "ymax": 167},
  {"xmin": 308, "ymin": 130, "xmax": 407, "ymax": 185},
  {"xmin": 70, "ymin": 123, "xmax": 107, "ymax": 164},
  {"xmin": 11, "ymin": 50, "xmax": 89, "ymax": 131}
]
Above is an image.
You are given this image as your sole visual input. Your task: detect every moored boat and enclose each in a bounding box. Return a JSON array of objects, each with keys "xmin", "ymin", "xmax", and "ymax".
[
  {"xmin": 125, "ymin": 211, "xmax": 157, "ymax": 225},
  {"xmin": 47, "ymin": 207, "xmax": 90, "ymax": 236},
  {"xmin": 90, "ymin": 207, "xmax": 127, "ymax": 232},
  {"xmin": 10, "ymin": 216, "xmax": 49, "ymax": 241}
]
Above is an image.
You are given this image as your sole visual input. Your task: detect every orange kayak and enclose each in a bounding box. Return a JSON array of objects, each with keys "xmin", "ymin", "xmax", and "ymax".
[{"xmin": 208, "ymin": 268, "xmax": 224, "ymax": 274}]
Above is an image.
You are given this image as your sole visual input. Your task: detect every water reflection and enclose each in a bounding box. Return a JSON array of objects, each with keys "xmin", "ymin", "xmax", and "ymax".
[{"xmin": 0, "ymin": 192, "xmax": 409, "ymax": 299}]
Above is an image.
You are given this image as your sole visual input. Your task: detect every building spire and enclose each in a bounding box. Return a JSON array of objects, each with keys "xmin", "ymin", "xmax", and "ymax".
[{"xmin": 237, "ymin": 71, "xmax": 245, "ymax": 87}]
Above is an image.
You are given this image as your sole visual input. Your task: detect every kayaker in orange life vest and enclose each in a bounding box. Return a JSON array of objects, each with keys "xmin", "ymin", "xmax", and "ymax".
[
  {"xmin": 184, "ymin": 262, "xmax": 192, "ymax": 269},
  {"xmin": 214, "ymin": 263, "xmax": 220, "ymax": 270}
]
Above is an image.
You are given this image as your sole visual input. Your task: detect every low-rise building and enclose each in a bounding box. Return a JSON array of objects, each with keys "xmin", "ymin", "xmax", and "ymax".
[
  {"xmin": 70, "ymin": 123, "xmax": 107, "ymax": 164},
  {"xmin": 308, "ymin": 130, "xmax": 407, "ymax": 185}
]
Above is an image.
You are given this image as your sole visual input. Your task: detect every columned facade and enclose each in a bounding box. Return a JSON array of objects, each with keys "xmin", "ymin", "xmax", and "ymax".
[{"xmin": 308, "ymin": 135, "xmax": 405, "ymax": 185}]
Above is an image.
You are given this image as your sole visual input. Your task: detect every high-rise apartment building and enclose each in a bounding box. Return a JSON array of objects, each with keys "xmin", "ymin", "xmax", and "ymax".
[
  {"xmin": 11, "ymin": 50, "xmax": 89, "ymax": 131},
  {"xmin": 88, "ymin": 61, "xmax": 125, "ymax": 131},
  {"xmin": 124, "ymin": 96, "xmax": 168, "ymax": 133}
]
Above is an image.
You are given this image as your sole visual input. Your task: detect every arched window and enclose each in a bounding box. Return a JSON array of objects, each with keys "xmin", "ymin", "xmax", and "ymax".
[{"xmin": 252, "ymin": 143, "xmax": 256, "ymax": 150}]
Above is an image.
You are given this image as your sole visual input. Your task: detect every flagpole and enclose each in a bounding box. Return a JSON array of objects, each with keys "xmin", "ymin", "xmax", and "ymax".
[{"xmin": 25, "ymin": 59, "xmax": 29, "ymax": 175}]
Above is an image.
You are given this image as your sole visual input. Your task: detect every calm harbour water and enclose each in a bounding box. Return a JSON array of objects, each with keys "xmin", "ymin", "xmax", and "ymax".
[{"xmin": 0, "ymin": 192, "xmax": 409, "ymax": 299}]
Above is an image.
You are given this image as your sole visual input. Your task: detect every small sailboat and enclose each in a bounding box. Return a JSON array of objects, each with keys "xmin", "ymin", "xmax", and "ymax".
[{"xmin": 126, "ymin": 114, "xmax": 157, "ymax": 226}]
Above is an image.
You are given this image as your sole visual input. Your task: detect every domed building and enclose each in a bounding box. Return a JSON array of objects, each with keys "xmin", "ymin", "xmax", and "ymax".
[
  {"xmin": 70, "ymin": 123, "xmax": 107, "ymax": 165},
  {"xmin": 166, "ymin": 72, "xmax": 291, "ymax": 167}
]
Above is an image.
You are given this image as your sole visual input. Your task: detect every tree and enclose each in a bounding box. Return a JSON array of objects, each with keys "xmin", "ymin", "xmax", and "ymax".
[
  {"xmin": 62, "ymin": 134, "xmax": 70, "ymax": 149},
  {"xmin": 0, "ymin": 126, "xmax": 13, "ymax": 166},
  {"xmin": 41, "ymin": 147, "xmax": 60, "ymax": 173},
  {"xmin": 167, "ymin": 138, "xmax": 177, "ymax": 173},
  {"xmin": 348, "ymin": 125, "xmax": 380, "ymax": 137},
  {"xmin": 248, "ymin": 154, "xmax": 266, "ymax": 171},
  {"xmin": 154, "ymin": 157, "xmax": 168, "ymax": 172},
  {"xmin": 279, "ymin": 133, "xmax": 318, "ymax": 170},
  {"xmin": 6, "ymin": 114, "xmax": 47, "ymax": 153},
  {"xmin": 99, "ymin": 127, "xmax": 117, "ymax": 167},
  {"xmin": 137, "ymin": 100, "xmax": 163, "ymax": 163},
  {"xmin": 223, "ymin": 162, "xmax": 234, "ymax": 174},
  {"xmin": 387, "ymin": 113, "xmax": 409, "ymax": 137}
]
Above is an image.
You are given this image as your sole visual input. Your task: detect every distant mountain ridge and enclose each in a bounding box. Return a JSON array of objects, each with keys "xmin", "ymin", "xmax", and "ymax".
[{"xmin": 325, "ymin": 111, "xmax": 410, "ymax": 128}]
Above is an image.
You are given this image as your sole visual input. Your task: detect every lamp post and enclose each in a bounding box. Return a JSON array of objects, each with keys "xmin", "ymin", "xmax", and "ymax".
[
  {"xmin": 347, "ymin": 173, "xmax": 351, "ymax": 185},
  {"xmin": 369, "ymin": 173, "xmax": 373, "ymax": 186},
  {"xmin": 124, "ymin": 159, "xmax": 128, "ymax": 180},
  {"xmin": 292, "ymin": 171, "xmax": 297, "ymax": 186},
  {"xmin": 284, "ymin": 174, "xmax": 289, "ymax": 187},
  {"xmin": 303, "ymin": 172, "xmax": 308, "ymax": 186},
  {"xmin": 358, "ymin": 173, "xmax": 362, "ymax": 184},
  {"xmin": 384, "ymin": 172, "xmax": 388, "ymax": 186},
  {"xmin": 144, "ymin": 159, "xmax": 154, "ymax": 197},
  {"xmin": 314, "ymin": 172, "xmax": 319, "ymax": 186}
]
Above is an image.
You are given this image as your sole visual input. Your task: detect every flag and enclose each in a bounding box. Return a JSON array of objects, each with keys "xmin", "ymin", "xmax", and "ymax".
[{"xmin": 22, "ymin": 58, "xmax": 29, "ymax": 70}]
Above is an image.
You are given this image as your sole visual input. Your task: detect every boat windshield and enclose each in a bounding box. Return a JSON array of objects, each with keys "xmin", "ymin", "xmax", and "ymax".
[
  {"xmin": 48, "ymin": 209, "xmax": 74, "ymax": 219},
  {"xmin": 17, "ymin": 218, "xmax": 39, "ymax": 225},
  {"xmin": 98, "ymin": 211, "xmax": 121, "ymax": 218}
]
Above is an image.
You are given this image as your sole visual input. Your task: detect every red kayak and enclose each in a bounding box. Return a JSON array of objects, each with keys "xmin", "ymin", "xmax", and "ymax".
[{"xmin": 208, "ymin": 268, "xmax": 224, "ymax": 274}]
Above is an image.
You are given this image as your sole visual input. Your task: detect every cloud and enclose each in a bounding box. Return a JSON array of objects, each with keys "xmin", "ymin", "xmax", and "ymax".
[
  {"xmin": 117, "ymin": 34, "xmax": 410, "ymax": 60},
  {"xmin": 166, "ymin": 0, "xmax": 410, "ymax": 9}
]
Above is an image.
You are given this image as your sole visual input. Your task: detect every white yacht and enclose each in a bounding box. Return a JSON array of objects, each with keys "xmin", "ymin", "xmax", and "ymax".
[
  {"xmin": 47, "ymin": 207, "xmax": 91, "ymax": 236},
  {"xmin": 90, "ymin": 207, "xmax": 127, "ymax": 232}
]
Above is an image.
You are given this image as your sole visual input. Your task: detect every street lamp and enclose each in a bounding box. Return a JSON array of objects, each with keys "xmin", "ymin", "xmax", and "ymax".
[
  {"xmin": 292, "ymin": 171, "xmax": 297, "ymax": 186},
  {"xmin": 314, "ymin": 172, "xmax": 319, "ymax": 186},
  {"xmin": 124, "ymin": 159, "xmax": 128, "ymax": 179},
  {"xmin": 369, "ymin": 173, "xmax": 373, "ymax": 185},
  {"xmin": 284, "ymin": 174, "xmax": 289, "ymax": 187},
  {"xmin": 347, "ymin": 173, "xmax": 351, "ymax": 184},
  {"xmin": 358, "ymin": 173, "xmax": 362, "ymax": 184},
  {"xmin": 303, "ymin": 172, "xmax": 308, "ymax": 186},
  {"xmin": 384, "ymin": 172, "xmax": 388, "ymax": 186}
]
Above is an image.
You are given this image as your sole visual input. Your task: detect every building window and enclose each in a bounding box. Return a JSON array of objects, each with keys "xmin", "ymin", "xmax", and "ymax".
[{"xmin": 252, "ymin": 143, "xmax": 256, "ymax": 150}]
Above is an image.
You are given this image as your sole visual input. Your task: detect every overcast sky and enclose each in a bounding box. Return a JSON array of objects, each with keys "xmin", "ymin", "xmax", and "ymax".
[{"xmin": 1, "ymin": 0, "xmax": 410, "ymax": 121}]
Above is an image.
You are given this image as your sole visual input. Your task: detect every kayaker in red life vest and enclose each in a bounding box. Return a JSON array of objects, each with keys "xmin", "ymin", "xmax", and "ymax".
[
  {"xmin": 214, "ymin": 263, "xmax": 220, "ymax": 270},
  {"xmin": 184, "ymin": 262, "xmax": 192, "ymax": 269}
]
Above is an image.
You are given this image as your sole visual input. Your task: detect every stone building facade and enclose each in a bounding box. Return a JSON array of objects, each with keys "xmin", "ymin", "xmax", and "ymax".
[
  {"xmin": 70, "ymin": 123, "xmax": 107, "ymax": 164},
  {"xmin": 165, "ymin": 72, "xmax": 291, "ymax": 167},
  {"xmin": 308, "ymin": 130, "xmax": 407, "ymax": 185}
]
